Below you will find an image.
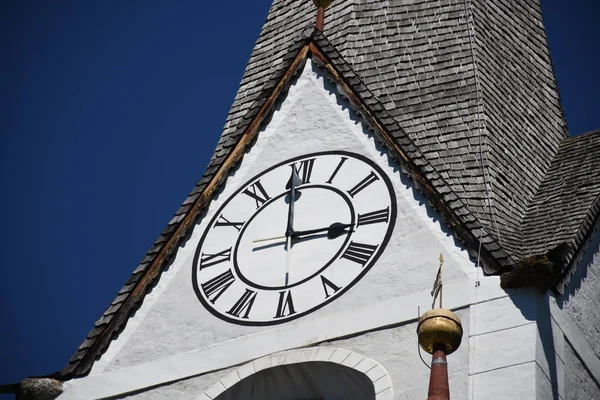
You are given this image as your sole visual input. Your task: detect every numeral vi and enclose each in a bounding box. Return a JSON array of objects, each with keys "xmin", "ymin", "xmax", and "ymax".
[{"xmin": 274, "ymin": 290, "xmax": 296, "ymax": 319}]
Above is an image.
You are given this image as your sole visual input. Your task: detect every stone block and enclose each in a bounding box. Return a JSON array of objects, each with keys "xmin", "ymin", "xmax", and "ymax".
[
  {"xmin": 472, "ymin": 362, "xmax": 536, "ymax": 399},
  {"xmin": 469, "ymin": 323, "xmax": 537, "ymax": 375},
  {"xmin": 469, "ymin": 292, "xmax": 537, "ymax": 336}
]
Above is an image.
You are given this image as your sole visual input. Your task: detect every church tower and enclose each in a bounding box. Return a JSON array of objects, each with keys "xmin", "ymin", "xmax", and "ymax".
[{"xmin": 11, "ymin": 1, "xmax": 600, "ymax": 399}]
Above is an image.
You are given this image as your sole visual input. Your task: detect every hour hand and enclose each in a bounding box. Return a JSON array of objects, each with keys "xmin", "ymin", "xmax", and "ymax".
[
  {"xmin": 252, "ymin": 222, "xmax": 352, "ymax": 243},
  {"xmin": 293, "ymin": 222, "xmax": 353, "ymax": 239}
]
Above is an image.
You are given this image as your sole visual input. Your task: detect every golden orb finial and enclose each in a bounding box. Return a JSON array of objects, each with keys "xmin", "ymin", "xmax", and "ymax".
[
  {"xmin": 313, "ymin": 0, "xmax": 334, "ymax": 9},
  {"xmin": 417, "ymin": 308, "xmax": 463, "ymax": 355}
]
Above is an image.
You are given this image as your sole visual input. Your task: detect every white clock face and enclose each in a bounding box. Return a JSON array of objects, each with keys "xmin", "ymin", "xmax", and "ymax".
[{"xmin": 192, "ymin": 151, "xmax": 397, "ymax": 325}]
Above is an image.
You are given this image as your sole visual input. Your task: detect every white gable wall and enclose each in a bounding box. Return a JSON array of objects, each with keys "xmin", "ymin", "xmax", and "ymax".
[
  {"xmin": 58, "ymin": 59, "xmax": 592, "ymax": 399},
  {"xmin": 95, "ymin": 59, "xmax": 479, "ymax": 373}
]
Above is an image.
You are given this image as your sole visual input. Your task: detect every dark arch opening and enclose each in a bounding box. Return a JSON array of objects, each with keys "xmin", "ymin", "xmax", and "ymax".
[{"xmin": 215, "ymin": 361, "xmax": 376, "ymax": 400}]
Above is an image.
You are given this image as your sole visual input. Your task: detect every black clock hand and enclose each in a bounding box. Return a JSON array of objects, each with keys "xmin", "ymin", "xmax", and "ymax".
[
  {"xmin": 292, "ymin": 222, "xmax": 353, "ymax": 240},
  {"xmin": 284, "ymin": 164, "xmax": 302, "ymax": 286},
  {"xmin": 252, "ymin": 222, "xmax": 353, "ymax": 244},
  {"xmin": 285, "ymin": 164, "xmax": 302, "ymax": 237}
]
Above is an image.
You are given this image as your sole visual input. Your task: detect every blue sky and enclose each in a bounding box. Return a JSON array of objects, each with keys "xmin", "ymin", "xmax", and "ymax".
[{"xmin": 0, "ymin": 0, "xmax": 598, "ymax": 387}]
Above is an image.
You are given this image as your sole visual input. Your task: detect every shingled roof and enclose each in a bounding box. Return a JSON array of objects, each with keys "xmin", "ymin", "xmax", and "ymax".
[
  {"xmin": 61, "ymin": 0, "xmax": 598, "ymax": 378},
  {"xmin": 522, "ymin": 130, "xmax": 600, "ymax": 291}
]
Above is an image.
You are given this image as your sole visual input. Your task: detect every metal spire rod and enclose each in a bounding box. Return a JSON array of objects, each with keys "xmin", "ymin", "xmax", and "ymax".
[{"xmin": 312, "ymin": 0, "xmax": 334, "ymax": 32}]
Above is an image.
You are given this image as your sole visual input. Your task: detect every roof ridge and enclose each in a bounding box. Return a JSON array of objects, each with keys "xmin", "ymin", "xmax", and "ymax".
[{"xmin": 564, "ymin": 129, "xmax": 600, "ymax": 142}]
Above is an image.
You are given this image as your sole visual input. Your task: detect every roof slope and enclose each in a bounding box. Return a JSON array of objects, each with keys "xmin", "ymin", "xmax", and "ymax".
[
  {"xmin": 213, "ymin": 0, "xmax": 568, "ymax": 262},
  {"xmin": 470, "ymin": 0, "xmax": 568, "ymax": 258},
  {"xmin": 522, "ymin": 130, "xmax": 600, "ymax": 290}
]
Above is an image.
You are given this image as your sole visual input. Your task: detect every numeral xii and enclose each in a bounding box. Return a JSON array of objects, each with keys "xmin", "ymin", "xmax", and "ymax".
[{"xmin": 293, "ymin": 158, "xmax": 315, "ymax": 184}]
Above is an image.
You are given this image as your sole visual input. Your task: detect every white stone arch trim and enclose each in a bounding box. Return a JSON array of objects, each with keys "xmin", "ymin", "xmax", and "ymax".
[{"xmin": 199, "ymin": 347, "xmax": 393, "ymax": 400}]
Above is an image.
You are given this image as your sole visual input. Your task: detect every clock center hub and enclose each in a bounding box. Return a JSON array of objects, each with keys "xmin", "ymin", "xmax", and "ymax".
[{"xmin": 234, "ymin": 185, "xmax": 354, "ymax": 289}]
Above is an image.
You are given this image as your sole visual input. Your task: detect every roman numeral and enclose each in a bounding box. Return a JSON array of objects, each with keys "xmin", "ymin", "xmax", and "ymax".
[
  {"xmin": 274, "ymin": 290, "xmax": 296, "ymax": 319},
  {"xmin": 214, "ymin": 215, "xmax": 244, "ymax": 231},
  {"xmin": 201, "ymin": 270, "xmax": 235, "ymax": 303},
  {"xmin": 341, "ymin": 241, "xmax": 378, "ymax": 266},
  {"xmin": 200, "ymin": 248, "xmax": 232, "ymax": 269},
  {"xmin": 243, "ymin": 180, "xmax": 271, "ymax": 209},
  {"xmin": 293, "ymin": 158, "xmax": 316, "ymax": 185},
  {"xmin": 357, "ymin": 207, "xmax": 390, "ymax": 227},
  {"xmin": 347, "ymin": 171, "xmax": 379, "ymax": 198},
  {"xmin": 326, "ymin": 157, "xmax": 348, "ymax": 184},
  {"xmin": 321, "ymin": 275, "xmax": 341, "ymax": 299},
  {"xmin": 227, "ymin": 289, "xmax": 257, "ymax": 319}
]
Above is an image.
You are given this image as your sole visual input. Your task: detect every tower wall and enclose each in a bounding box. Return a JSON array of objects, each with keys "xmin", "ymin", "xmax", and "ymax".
[
  {"xmin": 55, "ymin": 8, "xmax": 600, "ymax": 393},
  {"xmin": 559, "ymin": 223, "xmax": 600, "ymax": 359},
  {"xmin": 66, "ymin": 291, "xmax": 588, "ymax": 400}
]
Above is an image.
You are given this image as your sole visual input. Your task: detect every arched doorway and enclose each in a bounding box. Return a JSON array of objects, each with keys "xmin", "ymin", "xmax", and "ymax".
[{"xmin": 202, "ymin": 348, "xmax": 392, "ymax": 400}]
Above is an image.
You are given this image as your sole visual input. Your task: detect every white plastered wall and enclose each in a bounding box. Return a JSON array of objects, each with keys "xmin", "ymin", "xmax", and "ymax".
[
  {"xmin": 553, "ymin": 223, "xmax": 600, "ymax": 399},
  {"xmin": 58, "ymin": 59, "xmax": 584, "ymax": 400},
  {"xmin": 90, "ymin": 58, "xmax": 480, "ymax": 372}
]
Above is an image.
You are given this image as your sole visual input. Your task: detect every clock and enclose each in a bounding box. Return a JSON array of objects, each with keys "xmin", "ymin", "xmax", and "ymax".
[{"xmin": 192, "ymin": 151, "xmax": 397, "ymax": 325}]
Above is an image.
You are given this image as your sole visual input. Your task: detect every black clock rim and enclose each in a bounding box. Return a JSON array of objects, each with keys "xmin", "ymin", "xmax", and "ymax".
[
  {"xmin": 192, "ymin": 150, "xmax": 398, "ymax": 326},
  {"xmin": 232, "ymin": 184, "xmax": 356, "ymax": 291}
]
